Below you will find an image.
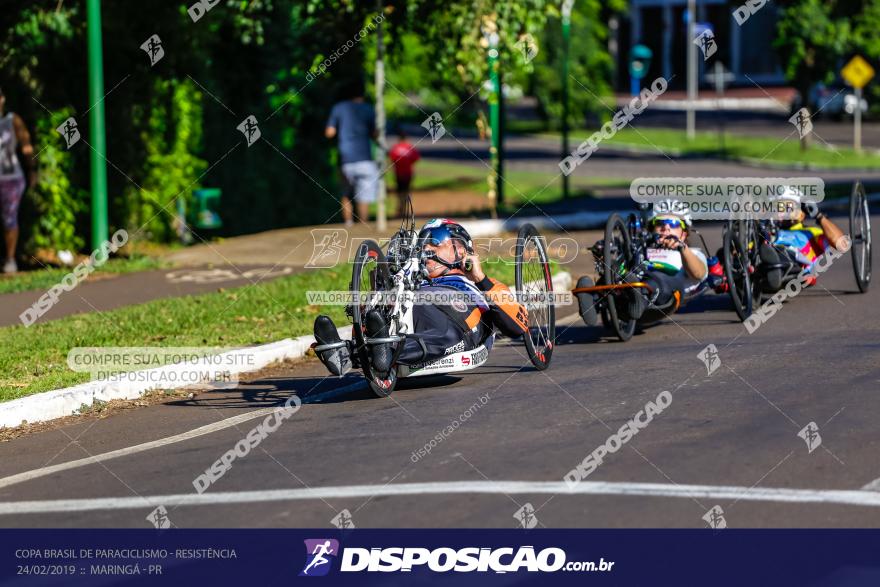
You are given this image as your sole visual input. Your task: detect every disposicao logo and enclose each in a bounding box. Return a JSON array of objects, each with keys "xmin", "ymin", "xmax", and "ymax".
[{"xmin": 300, "ymin": 539, "xmax": 339, "ymax": 577}]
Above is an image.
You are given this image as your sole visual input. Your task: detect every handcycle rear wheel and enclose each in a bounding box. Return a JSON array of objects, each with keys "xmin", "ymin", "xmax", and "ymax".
[
  {"xmin": 350, "ymin": 240, "xmax": 397, "ymax": 397},
  {"xmin": 603, "ymin": 214, "xmax": 637, "ymax": 341},
  {"xmin": 850, "ymin": 180, "xmax": 872, "ymax": 293},
  {"xmin": 515, "ymin": 223, "xmax": 555, "ymax": 370},
  {"xmin": 723, "ymin": 220, "xmax": 754, "ymax": 322}
]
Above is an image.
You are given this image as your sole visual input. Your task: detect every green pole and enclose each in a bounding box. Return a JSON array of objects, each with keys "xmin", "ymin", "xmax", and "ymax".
[
  {"xmin": 561, "ymin": 3, "xmax": 572, "ymax": 199},
  {"xmin": 87, "ymin": 0, "xmax": 108, "ymax": 250},
  {"xmin": 488, "ymin": 35, "xmax": 502, "ymax": 211}
]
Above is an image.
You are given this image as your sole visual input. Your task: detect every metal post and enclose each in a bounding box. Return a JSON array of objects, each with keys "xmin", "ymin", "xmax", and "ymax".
[
  {"xmin": 87, "ymin": 0, "xmax": 108, "ymax": 249},
  {"xmin": 854, "ymin": 87, "xmax": 863, "ymax": 152},
  {"xmin": 561, "ymin": 1, "xmax": 573, "ymax": 200},
  {"xmin": 374, "ymin": 0, "xmax": 387, "ymax": 231},
  {"xmin": 488, "ymin": 33, "xmax": 502, "ymax": 212},
  {"xmin": 686, "ymin": 0, "xmax": 697, "ymax": 140}
]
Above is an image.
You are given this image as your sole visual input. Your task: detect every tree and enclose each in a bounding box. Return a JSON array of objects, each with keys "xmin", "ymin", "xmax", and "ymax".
[{"xmin": 775, "ymin": 0, "xmax": 880, "ymax": 113}]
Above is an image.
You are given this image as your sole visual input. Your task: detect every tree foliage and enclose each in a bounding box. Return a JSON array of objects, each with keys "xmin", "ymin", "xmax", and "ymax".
[
  {"xmin": 1, "ymin": 0, "xmax": 625, "ymax": 253},
  {"xmin": 775, "ymin": 0, "xmax": 880, "ymax": 110}
]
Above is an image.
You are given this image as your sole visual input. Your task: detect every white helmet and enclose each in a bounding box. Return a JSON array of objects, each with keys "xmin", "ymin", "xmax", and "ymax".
[
  {"xmin": 649, "ymin": 199, "xmax": 692, "ymax": 229},
  {"xmin": 776, "ymin": 185, "xmax": 803, "ymax": 206}
]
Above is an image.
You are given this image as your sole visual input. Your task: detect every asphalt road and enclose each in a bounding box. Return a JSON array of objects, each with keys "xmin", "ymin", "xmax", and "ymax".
[{"xmin": 0, "ymin": 221, "xmax": 877, "ymax": 529}]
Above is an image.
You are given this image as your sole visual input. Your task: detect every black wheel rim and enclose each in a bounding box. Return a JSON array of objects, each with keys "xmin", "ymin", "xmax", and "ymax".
[
  {"xmin": 517, "ymin": 227, "xmax": 555, "ymax": 369},
  {"xmin": 603, "ymin": 215, "xmax": 637, "ymax": 341},
  {"xmin": 724, "ymin": 221, "xmax": 753, "ymax": 321},
  {"xmin": 350, "ymin": 241, "xmax": 395, "ymax": 396},
  {"xmin": 851, "ymin": 182, "xmax": 872, "ymax": 292}
]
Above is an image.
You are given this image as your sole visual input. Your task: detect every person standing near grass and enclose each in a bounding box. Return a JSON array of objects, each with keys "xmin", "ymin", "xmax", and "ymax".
[
  {"xmin": 325, "ymin": 81, "xmax": 378, "ymax": 227},
  {"xmin": 388, "ymin": 129, "xmax": 420, "ymax": 217},
  {"xmin": 0, "ymin": 87, "xmax": 36, "ymax": 274}
]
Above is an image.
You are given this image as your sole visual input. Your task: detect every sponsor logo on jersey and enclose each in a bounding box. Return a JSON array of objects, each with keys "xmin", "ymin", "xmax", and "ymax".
[{"xmin": 444, "ymin": 341, "xmax": 466, "ymax": 355}]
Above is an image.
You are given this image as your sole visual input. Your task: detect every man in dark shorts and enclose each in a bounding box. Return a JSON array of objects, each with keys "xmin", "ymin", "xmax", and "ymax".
[{"xmin": 326, "ymin": 81, "xmax": 378, "ymax": 227}]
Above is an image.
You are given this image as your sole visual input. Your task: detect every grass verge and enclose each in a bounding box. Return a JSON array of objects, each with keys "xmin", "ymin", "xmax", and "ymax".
[
  {"xmin": 0, "ymin": 258, "xmax": 552, "ymax": 401},
  {"xmin": 539, "ymin": 128, "xmax": 880, "ymax": 169}
]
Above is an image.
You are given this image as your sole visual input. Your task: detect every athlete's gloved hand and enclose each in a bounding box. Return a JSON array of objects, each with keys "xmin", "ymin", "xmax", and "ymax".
[
  {"xmin": 801, "ymin": 202, "xmax": 822, "ymax": 220},
  {"xmin": 655, "ymin": 234, "xmax": 682, "ymax": 251},
  {"xmin": 463, "ymin": 254, "xmax": 485, "ymax": 282}
]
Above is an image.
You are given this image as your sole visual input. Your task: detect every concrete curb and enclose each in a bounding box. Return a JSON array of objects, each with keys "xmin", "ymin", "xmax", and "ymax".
[{"xmin": 0, "ymin": 272, "xmax": 572, "ymax": 428}]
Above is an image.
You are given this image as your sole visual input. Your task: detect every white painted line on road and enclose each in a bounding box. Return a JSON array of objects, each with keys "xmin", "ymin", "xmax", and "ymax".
[
  {"xmin": 0, "ymin": 380, "xmax": 366, "ymax": 492},
  {"xmin": 3, "ymin": 480, "xmax": 880, "ymax": 515},
  {"xmin": 0, "ymin": 408, "xmax": 276, "ymax": 492},
  {"xmin": 861, "ymin": 478, "xmax": 880, "ymax": 491}
]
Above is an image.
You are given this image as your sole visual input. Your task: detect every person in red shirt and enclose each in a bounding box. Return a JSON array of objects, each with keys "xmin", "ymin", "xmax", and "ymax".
[{"xmin": 388, "ymin": 130, "xmax": 420, "ymax": 218}]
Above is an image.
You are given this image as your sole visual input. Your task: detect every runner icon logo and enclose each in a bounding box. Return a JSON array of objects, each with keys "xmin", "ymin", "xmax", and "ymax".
[
  {"xmin": 300, "ymin": 539, "xmax": 340, "ymax": 577},
  {"xmin": 697, "ymin": 344, "xmax": 721, "ymax": 376},
  {"xmin": 702, "ymin": 505, "xmax": 727, "ymax": 529},
  {"xmin": 331, "ymin": 509, "xmax": 356, "ymax": 530},
  {"xmin": 140, "ymin": 34, "xmax": 164, "ymax": 66},
  {"xmin": 798, "ymin": 422, "xmax": 822, "ymax": 453},
  {"xmin": 514, "ymin": 503, "xmax": 539, "ymax": 529},
  {"xmin": 237, "ymin": 115, "xmax": 261, "ymax": 147}
]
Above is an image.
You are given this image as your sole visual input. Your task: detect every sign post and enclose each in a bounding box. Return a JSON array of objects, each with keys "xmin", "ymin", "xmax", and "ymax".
[
  {"xmin": 685, "ymin": 0, "xmax": 696, "ymax": 140},
  {"xmin": 374, "ymin": 0, "xmax": 387, "ymax": 230},
  {"xmin": 561, "ymin": 0, "xmax": 574, "ymax": 200},
  {"xmin": 841, "ymin": 55, "xmax": 875, "ymax": 153}
]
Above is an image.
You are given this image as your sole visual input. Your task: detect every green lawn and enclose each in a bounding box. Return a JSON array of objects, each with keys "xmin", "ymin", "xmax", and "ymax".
[
  {"xmin": 0, "ymin": 255, "xmax": 167, "ymax": 295},
  {"xmin": 0, "ymin": 258, "xmax": 543, "ymax": 401},
  {"xmin": 539, "ymin": 128, "xmax": 880, "ymax": 169}
]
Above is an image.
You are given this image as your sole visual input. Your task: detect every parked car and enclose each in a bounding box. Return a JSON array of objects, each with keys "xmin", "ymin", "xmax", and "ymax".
[{"xmin": 792, "ymin": 82, "xmax": 869, "ymax": 120}]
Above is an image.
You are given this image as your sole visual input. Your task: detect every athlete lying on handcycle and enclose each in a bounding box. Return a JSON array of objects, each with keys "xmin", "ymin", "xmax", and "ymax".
[
  {"xmin": 757, "ymin": 188, "xmax": 848, "ymax": 292},
  {"xmin": 312, "ymin": 219, "xmax": 529, "ymax": 377},
  {"xmin": 577, "ymin": 200, "xmax": 709, "ymax": 323}
]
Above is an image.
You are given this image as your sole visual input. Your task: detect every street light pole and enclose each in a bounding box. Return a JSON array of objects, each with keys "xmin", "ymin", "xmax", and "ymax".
[
  {"xmin": 86, "ymin": 0, "xmax": 108, "ymax": 249},
  {"xmin": 561, "ymin": 0, "xmax": 574, "ymax": 200},
  {"xmin": 374, "ymin": 0, "xmax": 387, "ymax": 231},
  {"xmin": 686, "ymin": 0, "xmax": 696, "ymax": 140},
  {"xmin": 487, "ymin": 30, "xmax": 502, "ymax": 213}
]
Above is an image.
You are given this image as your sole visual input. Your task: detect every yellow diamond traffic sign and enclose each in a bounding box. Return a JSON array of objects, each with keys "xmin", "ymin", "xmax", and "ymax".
[{"xmin": 841, "ymin": 55, "xmax": 875, "ymax": 89}]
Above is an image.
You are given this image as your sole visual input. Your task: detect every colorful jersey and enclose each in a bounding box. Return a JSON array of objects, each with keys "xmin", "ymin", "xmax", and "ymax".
[
  {"xmin": 773, "ymin": 223, "xmax": 829, "ymax": 269},
  {"xmin": 644, "ymin": 247, "xmax": 708, "ymax": 281}
]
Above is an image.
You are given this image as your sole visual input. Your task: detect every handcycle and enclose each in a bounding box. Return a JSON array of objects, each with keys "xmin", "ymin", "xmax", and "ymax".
[
  {"xmin": 573, "ymin": 205, "xmax": 719, "ymax": 342},
  {"xmin": 721, "ymin": 180, "xmax": 872, "ymax": 322},
  {"xmin": 343, "ymin": 199, "xmax": 556, "ymax": 397}
]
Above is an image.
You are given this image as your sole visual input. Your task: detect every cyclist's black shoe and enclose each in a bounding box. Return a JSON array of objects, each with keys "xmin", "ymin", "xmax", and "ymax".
[
  {"xmin": 622, "ymin": 275, "xmax": 647, "ymax": 320},
  {"xmin": 760, "ymin": 244, "xmax": 783, "ymax": 291},
  {"xmin": 366, "ymin": 310, "xmax": 393, "ymax": 373},
  {"xmin": 575, "ymin": 276, "xmax": 598, "ymax": 326},
  {"xmin": 313, "ymin": 315, "xmax": 352, "ymax": 377}
]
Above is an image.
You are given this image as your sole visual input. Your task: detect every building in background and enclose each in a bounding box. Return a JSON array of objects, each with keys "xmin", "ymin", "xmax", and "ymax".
[{"xmin": 616, "ymin": 0, "xmax": 784, "ymax": 91}]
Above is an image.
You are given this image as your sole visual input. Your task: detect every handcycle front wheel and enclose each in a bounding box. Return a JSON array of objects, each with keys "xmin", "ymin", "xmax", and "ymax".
[
  {"xmin": 603, "ymin": 214, "xmax": 637, "ymax": 341},
  {"xmin": 850, "ymin": 180, "xmax": 872, "ymax": 293},
  {"xmin": 722, "ymin": 219, "xmax": 754, "ymax": 322},
  {"xmin": 350, "ymin": 239, "xmax": 397, "ymax": 397},
  {"xmin": 515, "ymin": 223, "xmax": 555, "ymax": 370}
]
